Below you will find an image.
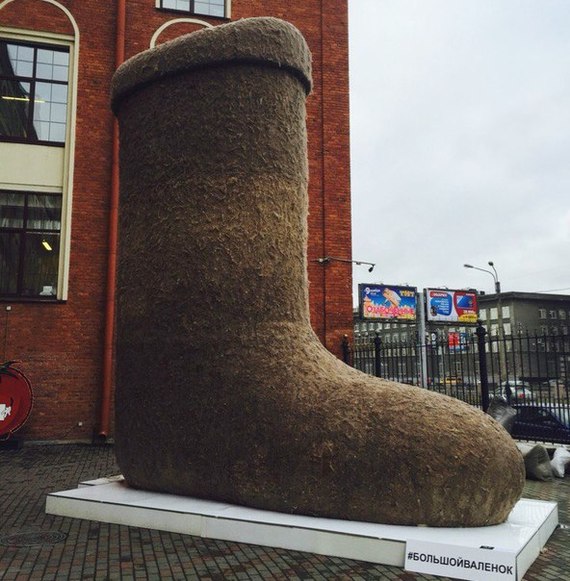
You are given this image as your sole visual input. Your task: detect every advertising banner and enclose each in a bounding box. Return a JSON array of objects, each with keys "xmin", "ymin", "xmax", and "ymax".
[
  {"xmin": 359, "ymin": 284, "xmax": 417, "ymax": 321},
  {"xmin": 426, "ymin": 289, "xmax": 478, "ymax": 324}
]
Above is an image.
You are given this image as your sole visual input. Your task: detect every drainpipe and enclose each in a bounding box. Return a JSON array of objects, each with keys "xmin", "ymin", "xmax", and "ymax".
[{"xmin": 98, "ymin": 0, "xmax": 126, "ymax": 439}]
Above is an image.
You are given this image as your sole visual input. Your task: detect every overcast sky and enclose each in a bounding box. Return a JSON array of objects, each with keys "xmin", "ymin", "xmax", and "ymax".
[{"xmin": 348, "ymin": 0, "xmax": 570, "ymax": 305}]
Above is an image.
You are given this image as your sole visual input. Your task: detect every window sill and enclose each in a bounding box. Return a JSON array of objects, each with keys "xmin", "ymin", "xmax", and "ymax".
[
  {"xmin": 0, "ymin": 297, "xmax": 66, "ymax": 305},
  {"xmin": 0, "ymin": 137, "xmax": 65, "ymax": 148}
]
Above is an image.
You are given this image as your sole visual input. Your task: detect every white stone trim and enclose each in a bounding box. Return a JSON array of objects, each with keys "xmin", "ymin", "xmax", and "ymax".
[{"xmin": 0, "ymin": 0, "xmax": 79, "ymax": 301}]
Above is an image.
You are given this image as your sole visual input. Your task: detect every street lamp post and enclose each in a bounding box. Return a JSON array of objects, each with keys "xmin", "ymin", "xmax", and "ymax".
[
  {"xmin": 463, "ymin": 261, "xmax": 501, "ymax": 294},
  {"xmin": 464, "ymin": 261, "xmax": 506, "ymax": 380}
]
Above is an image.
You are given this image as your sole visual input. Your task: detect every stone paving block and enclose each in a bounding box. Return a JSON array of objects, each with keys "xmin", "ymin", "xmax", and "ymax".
[{"xmin": 0, "ymin": 444, "xmax": 569, "ymax": 580}]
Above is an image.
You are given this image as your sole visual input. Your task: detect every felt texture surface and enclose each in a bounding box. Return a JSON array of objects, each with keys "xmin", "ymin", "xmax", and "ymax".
[{"xmin": 112, "ymin": 17, "xmax": 524, "ymax": 527}]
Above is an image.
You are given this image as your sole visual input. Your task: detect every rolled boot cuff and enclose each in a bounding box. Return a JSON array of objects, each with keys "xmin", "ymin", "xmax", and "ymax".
[{"xmin": 111, "ymin": 16, "xmax": 313, "ymax": 115}]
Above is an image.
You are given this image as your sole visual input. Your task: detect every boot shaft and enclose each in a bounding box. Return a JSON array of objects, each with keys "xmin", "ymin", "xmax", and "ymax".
[{"xmin": 112, "ymin": 19, "xmax": 314, "ymax": 337}]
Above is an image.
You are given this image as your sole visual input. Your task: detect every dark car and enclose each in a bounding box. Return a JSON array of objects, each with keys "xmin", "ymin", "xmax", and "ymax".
[{"xmin": 511, "ymin": 404, "xmax": 570, "ymax": 444}]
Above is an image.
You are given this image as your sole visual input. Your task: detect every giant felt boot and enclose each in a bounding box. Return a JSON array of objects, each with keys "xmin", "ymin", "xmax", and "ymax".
[{"xmin": 111, "ymin": 17, "xmax": 524, "ymax": 527}]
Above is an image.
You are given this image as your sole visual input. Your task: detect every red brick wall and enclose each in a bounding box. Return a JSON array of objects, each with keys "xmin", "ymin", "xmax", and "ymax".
[{"xmin": 0, "ymin": 0, "xmax": 351, "ymax": 440}]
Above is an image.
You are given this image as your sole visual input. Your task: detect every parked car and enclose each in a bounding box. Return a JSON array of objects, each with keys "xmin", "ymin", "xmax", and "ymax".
[
  {"xmin": 545, "ymin": 379, "xmax": 569, "ymax": 392},
  {"xmin": 496, "ymin": 380, "xmax": 534, "ymax": 402},
  {"xmin": 511, "ymin": 404, "xmax": 570, "ymax": 443}
]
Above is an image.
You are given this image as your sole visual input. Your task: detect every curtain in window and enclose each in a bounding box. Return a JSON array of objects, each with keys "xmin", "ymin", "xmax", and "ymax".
[{"xmin": 0, "ymin": 192, "xmax": 61, "ymax": 296}]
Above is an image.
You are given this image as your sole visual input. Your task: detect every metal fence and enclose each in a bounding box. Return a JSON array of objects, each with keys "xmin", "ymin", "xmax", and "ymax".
[{"xmin": 342, "ymin": 324, "xmax": 570, "ymax": 444}]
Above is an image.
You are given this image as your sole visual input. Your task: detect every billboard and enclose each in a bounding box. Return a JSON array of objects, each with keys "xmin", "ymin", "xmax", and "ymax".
[
  {"xmin": 359, "ymin": 284, "xmax": 417, "ymax": 321},
  {"xmin": 425, "ymin": 289, "xmax": 478, "ymax": 324}
]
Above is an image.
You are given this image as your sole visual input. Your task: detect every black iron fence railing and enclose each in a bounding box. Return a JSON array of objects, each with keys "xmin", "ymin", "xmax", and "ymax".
[{"xmin": 342, "ymin": 323, "xmax": 570, "ymax": 444}]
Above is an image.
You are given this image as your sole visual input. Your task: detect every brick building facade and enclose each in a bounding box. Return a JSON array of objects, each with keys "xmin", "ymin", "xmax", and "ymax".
[{"xmin": 0, "ymin": 0, "xmax": 352, "ymax": 441}]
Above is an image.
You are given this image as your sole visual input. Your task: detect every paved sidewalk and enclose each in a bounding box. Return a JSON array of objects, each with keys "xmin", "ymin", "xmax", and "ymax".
[{"xmin": 0, "ymin": 444, "xmax": 569, "ymax": 580}]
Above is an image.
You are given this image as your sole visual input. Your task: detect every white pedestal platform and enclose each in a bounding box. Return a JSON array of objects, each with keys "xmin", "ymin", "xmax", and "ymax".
[{"xmin": 46, "ymin": 478, "xmax": 558, "ymax": 581}]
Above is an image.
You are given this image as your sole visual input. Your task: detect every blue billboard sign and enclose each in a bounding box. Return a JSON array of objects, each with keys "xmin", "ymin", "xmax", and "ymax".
[{"xmin": 359, "ymin": 284, "xmax": 417, "ymax": 321}]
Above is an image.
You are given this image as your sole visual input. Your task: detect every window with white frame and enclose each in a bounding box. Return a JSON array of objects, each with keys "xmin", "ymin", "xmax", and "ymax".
[
  {"xmin": 158, "ymin": 0, "xmax": 227, "ymax": 17},
  {"xmin": 0, "ymin": 34, "xmax": 73, "ymax": 300},
  {"xmin": 490, "ymin": 307, "xmax": 498, "ymax": 320},
  {"xmin": 501, "ymin": 305, "xmax": 510, "ymax": 319},
  {"xmin": 0, "ymin": 191, "xmax": 61, "ymax": 297},
  {"xmin": 539, "ymin": 308, "xmax": 547, "ymax": 319},
  {"xmin": 0, "ymin": 40, "xmax": 69, "ymax": 144}
]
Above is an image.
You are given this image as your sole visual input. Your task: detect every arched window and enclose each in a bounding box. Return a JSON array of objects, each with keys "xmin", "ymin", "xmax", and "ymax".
[{"xmin": 0, "ymin": 31, "xmax": 75, "ymax": 300}]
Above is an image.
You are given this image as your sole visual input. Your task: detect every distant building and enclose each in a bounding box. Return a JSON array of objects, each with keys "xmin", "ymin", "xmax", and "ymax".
[
  {"xmin": 352, "ymin": 291, "xmax": 570, "ymax": 385},
  {"xmin": 478, "ymin": 292, "xmax": 570, "ymax": 337},
  {"xmin": 354, "ymin": 291, "xmax": 570, "ymax": 341}
]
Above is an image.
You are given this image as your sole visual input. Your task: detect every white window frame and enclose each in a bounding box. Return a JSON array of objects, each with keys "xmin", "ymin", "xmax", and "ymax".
[
  {"xmin": 156, "ymin": 0, "xmax": 230, "ymax": 18},
  {"xmin": 0, "ymin": 25, "xmax": 78, "ymax": 301}
]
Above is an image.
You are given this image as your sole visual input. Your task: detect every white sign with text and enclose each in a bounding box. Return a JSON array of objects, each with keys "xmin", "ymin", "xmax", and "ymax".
[{"xmin": 405, "ymin": 539, "xmax": 517, "ymax": 581}]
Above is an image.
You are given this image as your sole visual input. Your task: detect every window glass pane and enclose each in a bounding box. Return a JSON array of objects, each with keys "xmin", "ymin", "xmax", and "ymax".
[
  {"xmin": 27, "ymin": 194, "xmax": 62, "ymax": 230},
  {"xmin": 0, "ymin": 192, "xmax": 25, "ymax": 228},
  {"xmin": 33, "ymin": 82, "xmax": 67, "ymax": 142},
  {"xmin": 0, "ymin": 232, "xmax": 20, "ymax": 294},
  {"xmin": 33, "ymin": 120, "xmax": 50, "ymax": 141},
  {"xmin": 53, "ymin": 51, "xmax": 69, "ymax": 67},
  {"xmin": 50, "ymin": 83, "xmax": 67, "ymax": 104},
  {"xmin": 21, "ymin": 232, "xmax": 59, "ymax": 296},
  {"xmin": 50, "ymin": 102, "xmax": 67, "ymax": 124},
  {"xmin": 195, "ymin": 1, "xmax": 224, "ymax": 16},
  {"xmin": 161, "ymin": 0, "xmax": 225, "ymax": 14},
  {"xmin": 36, "ymin": 49, "xmax": 68, "ymax": 82},
  {"xmin": 36, "ymin": 48, "xmax": 53, "ymax": 64},
  {"xmin": 48, "ymin": 122, "xmax": 66, "ymax": 142},
  {"xmin": 5, "ymin": 44, "xmax": 34, "ymax": 77},
  {"xmin": 162, "ymin": 0, "xmax": 190, "ymax": 9},
  {"xmin": 1, "ymin": 41, "xmax": 68, "ymax": 145},
  {"xmin": 36, "ymin": 62, "xmax": 52, "ymax": 80},
  {"xmin": 0, "ymin": 80, "xmax": 33, "ymax": 139}
]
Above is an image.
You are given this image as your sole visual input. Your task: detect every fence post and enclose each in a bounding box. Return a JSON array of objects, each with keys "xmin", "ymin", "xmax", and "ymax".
[
  {"xmin": 374, "ymin": 333, "xmax": 382, "ymax": 378},
  {"xmin": 341, "ymin": 334, "xmax": 351, "ymax": 366},
  {"xmin": 476, "ymin": 320, "xmax": 490, "ymax": 412}
]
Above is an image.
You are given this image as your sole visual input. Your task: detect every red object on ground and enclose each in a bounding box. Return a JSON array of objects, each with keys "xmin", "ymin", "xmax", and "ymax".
[{"xmin": 0, "ymin": 364, "xmax": 33, "ymax": 439}]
